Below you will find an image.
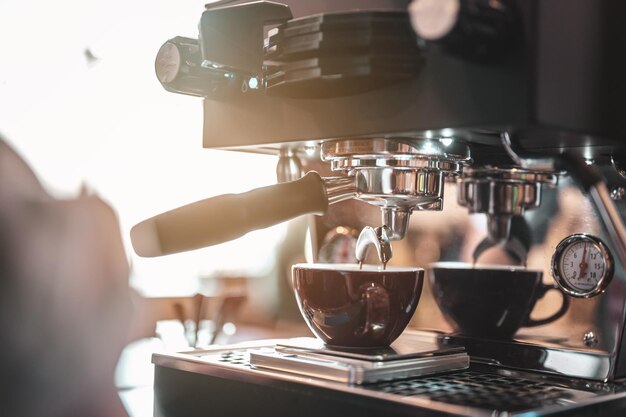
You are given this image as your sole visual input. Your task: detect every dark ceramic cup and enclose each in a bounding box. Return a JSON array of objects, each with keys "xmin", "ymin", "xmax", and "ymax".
[
  {"xmin": 292, "ymin": 263, "xmax": 424, "ymax": 348},
  {"xmin": 429, "ymin": 262, "xmax": 570, "ymax": 339}
]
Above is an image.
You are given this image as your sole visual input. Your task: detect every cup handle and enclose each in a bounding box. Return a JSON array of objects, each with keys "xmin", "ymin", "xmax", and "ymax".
[{"xmin": 524, "ymin": 284, "xmax": 570, "ymax": 327}]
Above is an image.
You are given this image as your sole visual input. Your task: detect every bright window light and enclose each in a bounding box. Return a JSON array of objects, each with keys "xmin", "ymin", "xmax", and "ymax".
[{"xmin": 0, "ymin": 0, "xmax": 288, "ymax": 296}]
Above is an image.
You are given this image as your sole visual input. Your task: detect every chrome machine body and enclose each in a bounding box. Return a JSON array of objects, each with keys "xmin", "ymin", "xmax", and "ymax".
[{"xmin": 148, "ymin": 0, "xmax": 626, "ymax": 415}]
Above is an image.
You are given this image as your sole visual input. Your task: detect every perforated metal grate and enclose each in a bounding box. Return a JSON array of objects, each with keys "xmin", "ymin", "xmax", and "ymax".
[
  {"xmin": 208, "ymin": 350, "xmax": 575, "ymax": 412},
  {"xmin": 213, "ymin": 350, "xmax": 251, "ymax": 367},
  {"xmin": 368, "ymin": 371, "xmax": 571, "ymax": 411}
]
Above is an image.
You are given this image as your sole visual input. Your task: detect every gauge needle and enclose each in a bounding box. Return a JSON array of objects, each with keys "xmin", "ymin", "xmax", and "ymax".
[{"xmin": 579, "ymin": 244, "xmax": 588, "ymax": 278}]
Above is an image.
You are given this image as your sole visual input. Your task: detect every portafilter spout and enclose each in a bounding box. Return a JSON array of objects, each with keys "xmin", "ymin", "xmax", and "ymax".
[{"xmin": 355, "ymin": 226, "xmax": 393, "ymax": 265}]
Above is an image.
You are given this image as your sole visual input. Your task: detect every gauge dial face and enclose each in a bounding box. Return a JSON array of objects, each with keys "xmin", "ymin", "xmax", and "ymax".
[
  {"xmin": 559, "ymin": 241, "xmax": 605, "ymax": 291},
  {"xmin": 552, "ymin": 234, "xmax": 614, "ymax": 298}
]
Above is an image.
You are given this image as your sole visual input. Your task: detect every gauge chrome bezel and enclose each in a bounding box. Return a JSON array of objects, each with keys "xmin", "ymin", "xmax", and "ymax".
[{"xmin": 551, "ymin": 233, "xmax": 614, "ymax": 298}]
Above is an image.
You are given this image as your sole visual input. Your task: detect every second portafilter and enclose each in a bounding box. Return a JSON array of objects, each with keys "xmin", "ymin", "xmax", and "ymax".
[
  {"xmin": 131, "ymin": 138, "xmax": 471, "ymax": 258},
  {"xmin": 457, "ymin": 167, "xmax": 558, "ymax": 245}
]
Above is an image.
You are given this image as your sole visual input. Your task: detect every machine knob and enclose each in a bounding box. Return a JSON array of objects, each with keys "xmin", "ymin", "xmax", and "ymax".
[
  {"xmin": 155, "ymin": 36, "xmax": 232, "ymax": 97},
  {"xmin": 408, "ymin": 0, "xmax": 517, "ymax": 61}
]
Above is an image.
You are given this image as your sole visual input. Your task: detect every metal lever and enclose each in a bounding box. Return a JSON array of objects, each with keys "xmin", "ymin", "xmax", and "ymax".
[
  {"xmin": 502, "ymin": 132, "xmax": 626, "ymax": 273},
  {"xmin": 559, "ymin": 152, "xmax": 626, "ymax": 273},
  {"xmin": 355, "ymin": 226, "xmax": 393, "ymax": 266},
  {"xmin": 501, "ymin": 132, "xmax": 556, "ymax": 171}
]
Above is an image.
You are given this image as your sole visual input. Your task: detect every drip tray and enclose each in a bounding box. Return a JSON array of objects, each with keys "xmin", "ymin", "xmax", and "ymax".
[
  {"xmin": 369, "ymin": 370, "xmax": 578, "ymax": 412},
  {"xmin": 153, "ymin": 338, "xmax": 626, "ymax": 417},
  {"xmin": 201, "ymin": 349, "xmax": 595, "ymax": 413}
]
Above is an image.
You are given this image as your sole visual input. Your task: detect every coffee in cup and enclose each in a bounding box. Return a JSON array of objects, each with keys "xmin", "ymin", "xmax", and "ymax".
[
  {"xmin": 428, "ymin": 262, "xmax": 569, "ymax": 339},
  {"xmin": 292, "ymin": 263, "xmax": 424, "ymax": 348}
]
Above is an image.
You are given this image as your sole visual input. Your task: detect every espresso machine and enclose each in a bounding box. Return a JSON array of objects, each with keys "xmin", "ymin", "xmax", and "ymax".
[{"xmin": 134, "ymin": 0, "xmax": 626, "ymax": 415}]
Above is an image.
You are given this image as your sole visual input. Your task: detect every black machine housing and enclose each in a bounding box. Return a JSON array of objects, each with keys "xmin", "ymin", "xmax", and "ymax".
[{"xmin": 176, "ymin": 0, "xmax": 626, "ymax": 163}]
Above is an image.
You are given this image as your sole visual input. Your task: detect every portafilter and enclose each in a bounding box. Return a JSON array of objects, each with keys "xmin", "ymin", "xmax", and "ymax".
[{"xmin": 131, "ymin": 138, "xmax": 471, "ymax": 257}]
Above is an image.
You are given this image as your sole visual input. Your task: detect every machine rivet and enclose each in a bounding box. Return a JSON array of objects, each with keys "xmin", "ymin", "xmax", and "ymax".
[
  {"xmin": 610, "ymin": 187, "xmax": 625, "ymax": 201},
  {"xmin": 583, "ymin": 331, "xmax": 598, "ymax": 347}
]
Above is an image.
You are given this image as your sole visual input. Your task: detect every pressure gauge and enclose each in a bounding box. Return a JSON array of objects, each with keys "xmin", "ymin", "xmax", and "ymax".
[{"xmin": 551, "ymin": 234, "xmax": 614, "ymax": 298}]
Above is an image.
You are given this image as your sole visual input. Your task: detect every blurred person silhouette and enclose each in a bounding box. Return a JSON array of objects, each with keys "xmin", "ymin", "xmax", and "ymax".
[{"xmin": 0, "ymin": 137, "xmax": 132, "ymax": 417}]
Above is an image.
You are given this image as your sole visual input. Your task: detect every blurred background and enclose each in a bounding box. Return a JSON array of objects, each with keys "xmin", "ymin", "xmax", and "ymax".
[
  {"xmin": 0, "ymin": 0, "xmax": 288, "ymax": 298},
  {"xmin": 0, "ymin": 1, "xmax": 300, "ymax": 415}
]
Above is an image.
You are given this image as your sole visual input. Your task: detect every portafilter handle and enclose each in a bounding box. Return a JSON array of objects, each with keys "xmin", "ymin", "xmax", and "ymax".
[{"xmin": 131, "ymin": 171, "xmax": 355, "ymax": 257}]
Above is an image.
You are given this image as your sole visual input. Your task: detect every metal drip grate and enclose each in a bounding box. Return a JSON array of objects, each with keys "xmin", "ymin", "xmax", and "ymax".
[
  {"xmin": 212, "ymin": 350, "xmax": 251, "ymax": 367},
  {"xmin": 368, "ymin": 371, "xmax": 571, "ymax": 411},
  {"xmin": 205, "ymin": 350, "xmax": 582, "ymax": 413}
]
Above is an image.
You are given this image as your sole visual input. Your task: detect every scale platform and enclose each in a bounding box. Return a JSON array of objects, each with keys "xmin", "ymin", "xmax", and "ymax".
[
  {"xmin": 250, "ymin": 334, "xmax": 469, "ymax": 384},
  {"xmin": 152, "ymin": 331, "xmax": 626, "ymax": 417}
]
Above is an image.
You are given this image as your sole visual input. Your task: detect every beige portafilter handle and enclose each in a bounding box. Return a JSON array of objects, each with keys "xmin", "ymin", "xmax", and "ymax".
[{"xmin": 131, "ymin": 171, "xmax": 329, "ymax": 257}]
